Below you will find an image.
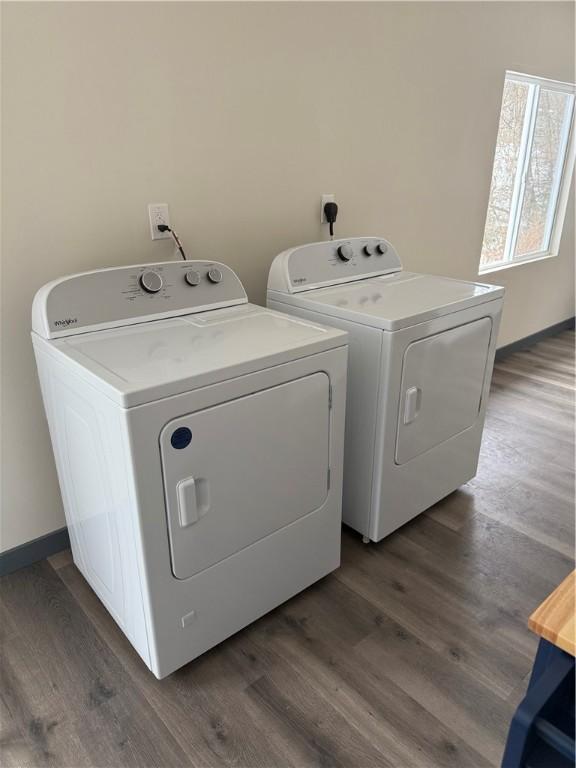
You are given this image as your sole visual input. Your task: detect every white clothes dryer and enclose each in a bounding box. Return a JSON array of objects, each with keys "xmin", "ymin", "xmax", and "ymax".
[
  {"xmin": 32, "ymin": 259, "xmax": 347, "ymax": 677},
  {"xmin": 268, "ymin": 237, "xmax": 504, "ymax": 543}
]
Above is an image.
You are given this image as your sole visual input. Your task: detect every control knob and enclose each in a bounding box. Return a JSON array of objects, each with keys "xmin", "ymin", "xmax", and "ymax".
[
  {"xmin": 185, "ymin": 270, "xmax": 201, "ymax": 286},
  {"xmin": 139, "ymin": 270, "xmax": 163, "ymax": 293},
  {"xmin": 376, "ymin": 242, "xmax": 388, "ymax": 255},
  {"xmin": 337, "ymin": 244, "xmax": 354, "ymax": 261},
  {"xmin": 363, "ymin": 244, "xmax": 375, "ymax": 256},
  {"xmin": 207, "ymin": 267, "xmax": 223, "ymax": 284}
]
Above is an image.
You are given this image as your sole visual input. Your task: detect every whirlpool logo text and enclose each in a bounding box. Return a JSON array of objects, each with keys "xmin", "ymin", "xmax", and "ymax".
[{"xmin": 54, "ymin": 317, "xmax": 78, "ymax": 327}]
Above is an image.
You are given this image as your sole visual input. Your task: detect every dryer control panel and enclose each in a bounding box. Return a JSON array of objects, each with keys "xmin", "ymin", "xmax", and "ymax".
[
  {"xmin": 32, "ymin": 260, "xmax": 248, "ymax": 338},
  {"xmin": 268, "ymin": 237, "xmax": 403, "ymax": 294}
]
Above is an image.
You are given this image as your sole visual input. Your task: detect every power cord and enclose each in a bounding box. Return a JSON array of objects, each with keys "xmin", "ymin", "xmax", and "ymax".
[
  {"xmin": 323, "ymin": 202, "xmax": 338, "ymax": 240},
  {"xmin": 158, "ymin": 224, "xmax": 188, "ymax": 260}
]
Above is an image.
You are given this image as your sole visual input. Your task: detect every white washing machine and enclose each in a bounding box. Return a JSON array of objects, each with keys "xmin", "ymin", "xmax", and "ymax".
[
  {"xmin": 268, "ymin": 237, "xmax": 504, "ymax": 543},
  {"xmin": 32, "ymin": 259, "xmax": 347, "ymax": 678}
]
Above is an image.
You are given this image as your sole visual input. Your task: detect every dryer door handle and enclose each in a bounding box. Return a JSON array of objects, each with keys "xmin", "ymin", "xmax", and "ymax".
[
  {"xmin": 403, "ymin": 386, "xmax": 422, "ymax": 425},
  {"xmin": 177, "ymin": 477, "xmax": 211, "ymax": 528}
]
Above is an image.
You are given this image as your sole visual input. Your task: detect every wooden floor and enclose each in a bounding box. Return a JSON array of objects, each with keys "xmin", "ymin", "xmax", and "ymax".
[{"xmin": 1, "ymin": 331, "xmax": 574, "ymax": 768}]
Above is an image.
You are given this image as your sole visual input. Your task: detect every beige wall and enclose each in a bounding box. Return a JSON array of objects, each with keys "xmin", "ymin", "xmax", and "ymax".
[{"xmin": 1, "ymin": 1, "xmax": 574, "ymax": 552}]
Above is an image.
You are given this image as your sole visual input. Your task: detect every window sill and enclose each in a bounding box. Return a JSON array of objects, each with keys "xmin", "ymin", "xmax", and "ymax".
[{"xmin": 479, "ymin": 251, "xmax": 557, "ymax": 276}]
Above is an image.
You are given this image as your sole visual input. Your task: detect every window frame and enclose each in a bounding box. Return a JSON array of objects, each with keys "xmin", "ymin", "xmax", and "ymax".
[{"xmin": 479, "ymin": 71, "xmax": 576, "ymax": 275}]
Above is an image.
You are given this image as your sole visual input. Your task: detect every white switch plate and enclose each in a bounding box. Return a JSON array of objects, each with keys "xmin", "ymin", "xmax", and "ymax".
[
  {"xmin": 148, "ymin": 203, "xmax": 171, "ymax": 240},
  {"xmin": 320, "ymin": 194, "xmax": 336, "ymax": 223}
]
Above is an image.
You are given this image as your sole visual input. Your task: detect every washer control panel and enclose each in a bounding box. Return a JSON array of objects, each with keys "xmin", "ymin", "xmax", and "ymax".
[
  {"xmin": 32, "ymin": 260, "xmax": 248, "ymax": 338},
  {"xmin": 268, "ymin": 237, "xmax": 403, "ymax": 294}
]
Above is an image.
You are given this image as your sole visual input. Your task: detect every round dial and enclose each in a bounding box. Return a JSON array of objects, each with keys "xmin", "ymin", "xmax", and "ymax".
[
  {"xmin": 139, "ymin": 270, "xmax": 163, "ymax": 293},
  {"xmin": 363, "ymin": 244, "xmax": 375, "ymax": 257},
  {"xmin": 207, "ymin": 267, "xmax": 223, "ymax": 284},
  {"xmin": 185, "ymin": 270, "xmax": 201, "ymax": 286},
  {"xmin": 376, "ymin": 242, "xmax": 388, "ymax": 255},
  {"xmin": 337, "ymin": 244, "xmax": 354, "ymax": 261}
]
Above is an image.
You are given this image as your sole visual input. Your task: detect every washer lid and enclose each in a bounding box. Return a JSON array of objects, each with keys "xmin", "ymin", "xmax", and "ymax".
[
  {"xmin": 32, "ymin": 304, "xmax": 347, "ymax": 407},
  {"xmin": 273, "ymin": 272, "xmax": 504, "ymax": 330}
]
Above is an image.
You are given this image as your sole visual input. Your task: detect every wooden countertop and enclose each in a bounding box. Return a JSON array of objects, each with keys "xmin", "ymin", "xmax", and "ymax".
[{"xmin": 529, "ymin": 570, "xmax": 575, "ymax": 656}]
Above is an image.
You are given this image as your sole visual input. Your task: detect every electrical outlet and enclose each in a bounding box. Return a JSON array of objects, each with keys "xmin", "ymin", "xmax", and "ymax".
[
  {"xmin": 320, "ymin": 194, "xmax": 336, "ymax": 223},
  {"xmin": 148, "ymin": 203, "xmax": 171, "ymax": 240}
]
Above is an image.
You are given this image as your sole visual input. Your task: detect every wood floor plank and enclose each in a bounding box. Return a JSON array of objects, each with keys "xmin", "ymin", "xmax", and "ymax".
[
  {"xmin": 0, "ymin": 697, "xmax": 31, "ymax": 768},
  {"xmin": 462, "ymin": 480, "xmax": 574, "ymax": 559},
  {"xmin": 519, "ymin": 349, "xmax": 574, "ymax": 375},
  {"xmin": 250, "ymin": 580, "xmax": 492, "ymax": 768},
  {"xmin": 496, "ymin": 356, "xmax": 575, "ymax": 387},
  {"xmin": 491, "ymin": 369, "xmax": 574, "ymax": 408},
  {"xmin": 1, "ymin": 628, "xmax": 93, "ymax": 768},
  {"xmin": 483, "ymin": 426, "xmax": 574, "ymax": 474},
  {"xmin": 1, "ymin": 563, "xmax": 192, "ymax": 768},
  {"xmin": 47, "ymin": 550, "xmax": 73, "ymax": 571},
  {"xmin": 246, "ymin": 663, "xmax": 393, "ymax": 768},
  {"xmin": 0, "ymin": 588, "xmax": 95, "ymax": 768},
  {"xmin": 55, "ymin": 562, "xmax": 295, "ymax": 768},
  {"xmin": 495, "ymin": 365, "xmax": 575, "ymax": 392},
  {"xmin": 337, "ymin": 529, "xmax": 536, "ymax": 699},
  {"xmin": 398, "ymin": 512, "xmax": 572, "ymax": 606},
  {"xmin": 167, "ymin": 644, "xmax": 305, "ymax": 768},
  {"xmin": 355, "ymin": 622, "xmax": 513, "ymax": 765}
]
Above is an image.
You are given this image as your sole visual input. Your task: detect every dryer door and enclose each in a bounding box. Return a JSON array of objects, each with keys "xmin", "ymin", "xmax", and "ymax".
[
  {"xmin": 160, "ymin": 373, "xmax": 330, "ymax": 580},
  {"xmin": 395, "ymin": 318, "xmax": 492, "ymax": 465}
]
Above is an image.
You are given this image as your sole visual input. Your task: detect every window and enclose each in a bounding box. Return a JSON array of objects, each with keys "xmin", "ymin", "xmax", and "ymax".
[{"xmin": 480, "ymin": 71, "xmax": 575, "ymax": 273}]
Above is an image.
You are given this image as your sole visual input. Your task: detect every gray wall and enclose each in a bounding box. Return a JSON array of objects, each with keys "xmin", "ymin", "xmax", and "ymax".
[{"xmin": 2, "ymin": 1, "xmax": 574, "ymax": 552}]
